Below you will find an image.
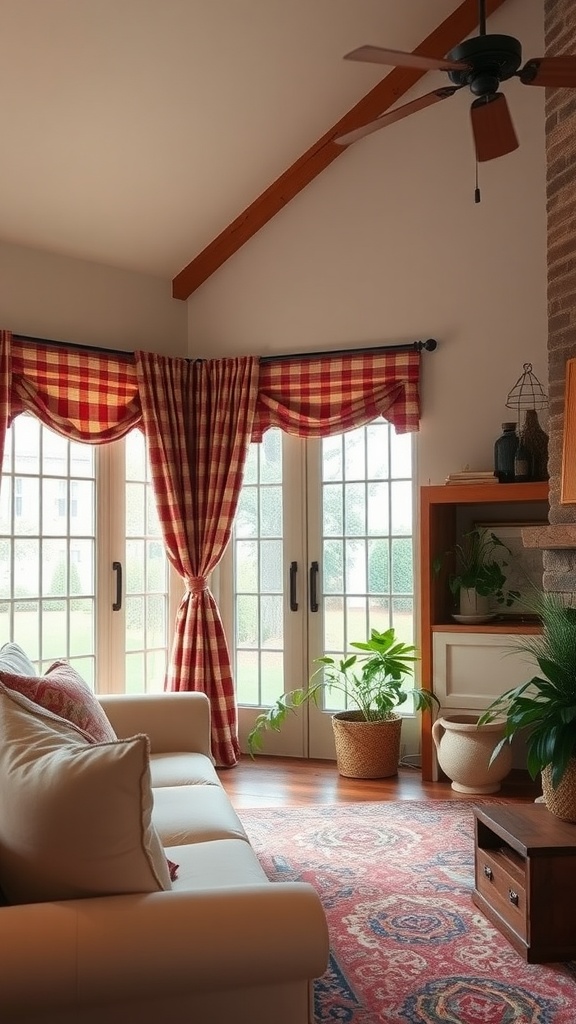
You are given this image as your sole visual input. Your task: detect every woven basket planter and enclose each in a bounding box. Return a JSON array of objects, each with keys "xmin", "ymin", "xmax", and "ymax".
[
  {"xmin": 542, "ymin": 757, "xmax": 576, "ymax": 823},
  {"xmin": 331, "ymin": 711, "xmax": 402, "ymax": 779}
]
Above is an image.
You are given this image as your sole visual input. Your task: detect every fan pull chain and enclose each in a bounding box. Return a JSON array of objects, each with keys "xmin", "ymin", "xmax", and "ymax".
[{"xmin": 474, "ymin": 159, "xmax": 481, "ymax": 203}]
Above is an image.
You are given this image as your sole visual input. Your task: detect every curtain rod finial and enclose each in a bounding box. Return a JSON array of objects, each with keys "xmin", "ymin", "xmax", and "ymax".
[{"xmin": 418, "ymin": 339, "xmax": 438, "ymax": 352}]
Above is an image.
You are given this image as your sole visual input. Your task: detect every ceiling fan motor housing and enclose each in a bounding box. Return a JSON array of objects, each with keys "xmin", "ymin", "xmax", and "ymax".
[{"xmin": 447, "ymin": 34, "xmax": 522, "ymax": 97}]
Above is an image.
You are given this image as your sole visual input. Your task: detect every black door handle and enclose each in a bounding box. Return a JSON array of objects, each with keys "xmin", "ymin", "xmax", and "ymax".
[
  {"xmin": 112, "ymin": 561, "xmax": 122, "ymax": 611},
  {"xmin": 289, "ymin": 561, "xmax": 298, "ymax": 611},
  {"xmin": 309, "ymin": 560, "xmax": 319, "ymax": 613}
]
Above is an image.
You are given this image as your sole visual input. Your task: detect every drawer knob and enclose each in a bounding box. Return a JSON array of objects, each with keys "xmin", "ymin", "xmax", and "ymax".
[
  {"xmin": 483, "ymin": 865, "xmax": 493, "ymax": 880},
  {"xmin": 509, "ymin": 889, "xmax": 519, "ymax": 906}
]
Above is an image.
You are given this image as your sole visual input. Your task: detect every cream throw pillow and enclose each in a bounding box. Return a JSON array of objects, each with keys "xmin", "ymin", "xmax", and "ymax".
[{"xmin": 0, "ymin": 684, "xmax": 172, "ymax": 904}]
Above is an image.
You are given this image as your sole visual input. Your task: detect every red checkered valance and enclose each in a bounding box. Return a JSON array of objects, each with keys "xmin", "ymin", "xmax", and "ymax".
[
  {"xmin": 252, "ymin": 349, "xmax": 420, "ymax": 441},
  {"xmin": 7, "ymin": 335, "xmax": 140, "ymax": 442}
]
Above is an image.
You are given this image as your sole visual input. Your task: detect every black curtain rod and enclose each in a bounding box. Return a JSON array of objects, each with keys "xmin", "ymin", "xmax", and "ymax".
[
  {"xmin": 260, "ymin": 339, "xmax": 437, "ymax": 363},
  {"xmin": 13, "ymin": 334, "xmax": 135, "ymax": 360},
  {"xmin": 12, "ymin": 334, "xmax": 438, "ymax": 362}
]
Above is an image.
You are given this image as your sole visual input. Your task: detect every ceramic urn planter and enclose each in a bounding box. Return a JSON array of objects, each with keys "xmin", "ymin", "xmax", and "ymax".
[{"xmin": 432, "ymin": 714, "xmax": 513, "ymax": 794}]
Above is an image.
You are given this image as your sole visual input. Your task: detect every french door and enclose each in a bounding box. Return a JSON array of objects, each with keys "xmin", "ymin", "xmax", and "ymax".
[
  {"xmin": 0, "ymin": 415, "xmax": 181, "ymax": 691},
  {"xmin": 221, "ymin": 419, "xmax": 417, "ymax": 759}
]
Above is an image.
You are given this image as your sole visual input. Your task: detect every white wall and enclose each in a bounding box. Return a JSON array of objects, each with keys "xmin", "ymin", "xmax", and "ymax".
[
  {"xmin": 185, "ymin": 0, "xmax": 548, "ymax": 487},
  {"xmin": 0, "ymin": 240, "xmax": 186, "ymax": 355}
]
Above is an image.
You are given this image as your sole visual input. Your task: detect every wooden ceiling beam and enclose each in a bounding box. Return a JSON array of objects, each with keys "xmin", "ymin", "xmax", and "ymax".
[{"xmin": 172, "ymin": 0, "xmax": 509, "ymax": 300}]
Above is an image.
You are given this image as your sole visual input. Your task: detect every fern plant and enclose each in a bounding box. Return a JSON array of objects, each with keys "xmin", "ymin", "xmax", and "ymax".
[
  {"xmin": 479, "ymin": 590, "xmax": 576, "ymax": 787},
  {"xmin": 247, "ymin": 627, "xmax": 439, "ymax": 756}
]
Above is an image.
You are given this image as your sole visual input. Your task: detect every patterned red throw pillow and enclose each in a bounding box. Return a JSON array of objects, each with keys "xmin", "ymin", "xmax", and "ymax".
[{"xmin": 0, "ymin": 661, "xmax": 117, "ymax": 743}]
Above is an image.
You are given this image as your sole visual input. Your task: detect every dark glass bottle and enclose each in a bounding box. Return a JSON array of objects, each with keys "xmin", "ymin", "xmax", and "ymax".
[
  {"xmin": 494, "ymin": 422, "xmax": 518, "ymax": 483},
  {"xmin": 521, "ymin": 409, "xmax": 549, "ymax": 481},
  {"xmin": 514, "ymin": 430, "xmax": 532, "ymax": 482}
]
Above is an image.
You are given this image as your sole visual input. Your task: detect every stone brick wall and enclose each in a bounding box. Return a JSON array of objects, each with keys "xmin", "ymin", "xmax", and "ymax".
[{"xmin": 543, "ymin": 0, "xmax": 576, "ymax": 594}]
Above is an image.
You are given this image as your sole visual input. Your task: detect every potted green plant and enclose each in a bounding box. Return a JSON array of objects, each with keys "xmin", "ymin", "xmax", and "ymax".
[
  {"xmin": 479, "ymin": 589, "xmax": 576, "ymax": 821},
  {"xmin": 247, "ymin": 627, "xmax": 439, "ymax": 779},
  {"xmin": 434, "ymin": 526, "xmax": 520, "ymax": 619}
]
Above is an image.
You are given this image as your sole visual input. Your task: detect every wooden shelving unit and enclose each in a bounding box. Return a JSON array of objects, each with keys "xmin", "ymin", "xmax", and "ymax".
[{"xmin": 419, "ymin": 481, "xmax": 549, "ymax": 781}]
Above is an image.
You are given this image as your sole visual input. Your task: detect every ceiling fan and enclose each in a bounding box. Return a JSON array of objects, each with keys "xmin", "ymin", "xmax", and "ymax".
[{"xmin": 335, "ymin": 0, "xmax": 576, "ymax": 162}]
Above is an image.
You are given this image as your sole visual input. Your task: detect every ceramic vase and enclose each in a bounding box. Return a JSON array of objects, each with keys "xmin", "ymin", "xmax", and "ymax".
[
  {"xmin": 459, "ymin": 587, "xmax": 491, "ymax": 618},
  {"xmin": 432, "ymin": 714, "xmax": 513, "ymax": 794}
]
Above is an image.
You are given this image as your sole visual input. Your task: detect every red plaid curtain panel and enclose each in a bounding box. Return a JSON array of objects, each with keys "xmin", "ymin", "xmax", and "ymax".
[
  {"xmin": 7, "ymin": 333, "xmax": 140, "ymax": 442},
  {"xmin": 252, "ymin": 349, "xmax": 420, "ymax": 440},
  {"xmin": 136, "ymin": 352, "xmax": 259, "ymax": 767}
]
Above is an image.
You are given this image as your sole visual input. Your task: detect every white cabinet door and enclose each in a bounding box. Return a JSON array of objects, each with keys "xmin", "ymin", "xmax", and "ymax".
[{"xmin": 432, "ymin": 632, "xmax": 538, "ymax": 712}]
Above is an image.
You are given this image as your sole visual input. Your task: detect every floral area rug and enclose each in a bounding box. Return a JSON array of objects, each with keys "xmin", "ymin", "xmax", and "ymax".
[{"xmin": 240, "ymin": 800, "xmax": 576, "ymax": 1024}]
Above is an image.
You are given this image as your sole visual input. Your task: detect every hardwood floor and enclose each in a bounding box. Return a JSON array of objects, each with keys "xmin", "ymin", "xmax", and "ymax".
[{"xmin": 217, "ymin": 755, "xmax": 541, "ymax": 810}]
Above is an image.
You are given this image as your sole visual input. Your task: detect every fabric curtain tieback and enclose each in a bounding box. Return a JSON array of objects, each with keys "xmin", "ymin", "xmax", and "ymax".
[{"xmin": 188, "ymin": 577, "xmax": 208, "ymax": 595}]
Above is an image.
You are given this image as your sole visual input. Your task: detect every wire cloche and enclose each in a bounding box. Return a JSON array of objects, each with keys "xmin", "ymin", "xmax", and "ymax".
[{"xmin": 505, "ymin": 363, "xmax": 548, "ymax": 412}]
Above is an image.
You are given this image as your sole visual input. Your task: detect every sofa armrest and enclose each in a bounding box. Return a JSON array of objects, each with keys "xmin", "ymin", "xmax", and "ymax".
[
  {"xmin": 0, "ymin": 884, "xmax": 329, "ymax": 1016},
  {"xmin": 97, "ymin": 692, "xmax": 212, "ymax": 756}
]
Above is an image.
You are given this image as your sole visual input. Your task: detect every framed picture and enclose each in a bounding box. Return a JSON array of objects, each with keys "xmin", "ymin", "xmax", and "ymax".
[
  {"xmin": 474, "ymin": 521, "xmax": 546, "ymax": 616},
  {"xmin": 561, "ymin": 357, "xmax": 576, "ymax": 503}
]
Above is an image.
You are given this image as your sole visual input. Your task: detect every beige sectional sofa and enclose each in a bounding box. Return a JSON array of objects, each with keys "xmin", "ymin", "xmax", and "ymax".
[{"xmin": 0, "ymin": 684, "xmax": 329, "ymax": 1024}]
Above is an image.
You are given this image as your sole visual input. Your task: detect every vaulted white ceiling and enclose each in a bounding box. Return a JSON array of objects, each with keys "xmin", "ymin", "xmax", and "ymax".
[{"xmin": 0, "ymin": 0, "xmax": 530, "ymax": 283}]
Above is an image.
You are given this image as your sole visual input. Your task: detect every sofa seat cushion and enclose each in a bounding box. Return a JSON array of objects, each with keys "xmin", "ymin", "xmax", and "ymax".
[
  {"xmin": 0, "ymin": 684, "xmax": 172, "ymax": 904},
  {"xmin": 152, "ymin": 785, "xmax": 249, "ymax": 847},
  {"xmin": 149, "ymin": 751, "xmax": 221, "ymax": 788},
  {"xmin": 166, "ymin": 837, "xmax": 269, "ymax": 891}
]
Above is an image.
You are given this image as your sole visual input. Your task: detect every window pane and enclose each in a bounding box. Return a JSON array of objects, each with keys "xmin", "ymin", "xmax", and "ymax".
[
  {"xmin": 146, "ymin": 594, "xmax": 166, "ymax": 648},
  {"xmin": 236, "ymin": 540, "xmax": 258, "ymax": 592},
  {"xmin": 126, "ymin": 595, "xmax": 144, "ymax": 651},
  {"xmin": 391, "ymin": 481, "xmax": 412, "ymax": 536},
  {"xmin": 42, "ymin": 427, "xmax": 67, "ymax": 475},
  {"xmin": 14, "ymin": 538, "xmax": 39, "ymax": 597},
  {"xmin": 14, "ymin": 416, "xmax": 40, "ymax": 474},
  {"xmin": 367, "ymin": 423, "xmax": 389, "ymax": 479},
  {"xmin": 260, "ymin": 594, "xmax": 283, "ymax": 648},
  {"xmin": 323, "ymin": 484, "xmax": 343, "ymax": 536},
  {"xmin": 16, "ymin": 478, "xmax": 40, "ymax": 534},
  {"xmin": 42, "ymin": 479, "xmax": 67, "ymax": 536},
  {"xmin": 392, "ymin": 538, "xmax": 413, "ymax": 594},
  {"xmin": 368, "ymin": 539, "xmax": 390, "ymax": 594},
  {"xmin": 126, "ymin": 482, "xmax": 146, "ymax": 535},
  {"xmin": 343, "ymin": 428, "xmax": 365, "ymax": 481},
  {"xmin": 260, "ymin": 485, "xmax": 282, "ymax": 537},
  {"xmin": 13, "ymin": 602, "xmax": 39, "ymax": 660},
  {"xmin": 367, "ymin": 482, "xmax": 389, "ymax": 536},
  {"xmin": 126, "ymin": 539, "xmax": 145, "ymax": 593},
  {"xmin": 391, "ymin": 429, "xmax": 412, "ymax": 478},
  {"xmin": 259, "ymin": 430, "xmax": 282, "ymax": 484},
  {"xmin": 344, "ymin": 482, "xmax": 366, "ymax": 536},
  {"xmin": 322, "ymin": 436, "xmax": 343, "ymax": 482},
  {"xmin": 323, "ymin": 539, "xmax": 343, "ymax": 594},
  {"xmin": 126, "ymin": 430, "xmax": 146, "ymax": 481},
  {"xmin": 260, "ymin": 539, "xmax": 282, "ymax": 593}
]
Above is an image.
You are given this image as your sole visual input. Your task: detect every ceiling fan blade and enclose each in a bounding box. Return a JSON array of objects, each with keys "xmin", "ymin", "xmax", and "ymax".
[
  {"xmin": 519, "ymin": 56, "xmax": 576, "ymax": 88},
  {"xmin": 335, "ymin": 86, "xmax": 460, "ymax": 147},
  {"xmin": 343, "ymin": 45, "xmax": 467, "ymax": 72},
  {"xmin": 470, "ymin": 92, "xmax": 519, "ymax": 163}
]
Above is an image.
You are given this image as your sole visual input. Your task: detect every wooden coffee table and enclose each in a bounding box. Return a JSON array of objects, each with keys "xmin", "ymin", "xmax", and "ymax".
[{"xmin": 473, "ymin": 802, "xmax": 576, "ymax": 963}]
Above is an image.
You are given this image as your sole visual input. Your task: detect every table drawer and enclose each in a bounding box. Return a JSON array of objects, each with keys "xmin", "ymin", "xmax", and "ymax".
[{"xmin": 475, "ymin": 847, "xmax": 527, "ymax": 939}]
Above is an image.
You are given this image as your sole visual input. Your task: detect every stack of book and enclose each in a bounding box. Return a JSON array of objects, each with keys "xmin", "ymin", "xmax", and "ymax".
[{"xmin": 445, "ymin": 470, "xmax": 497, "ymax": 485}]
